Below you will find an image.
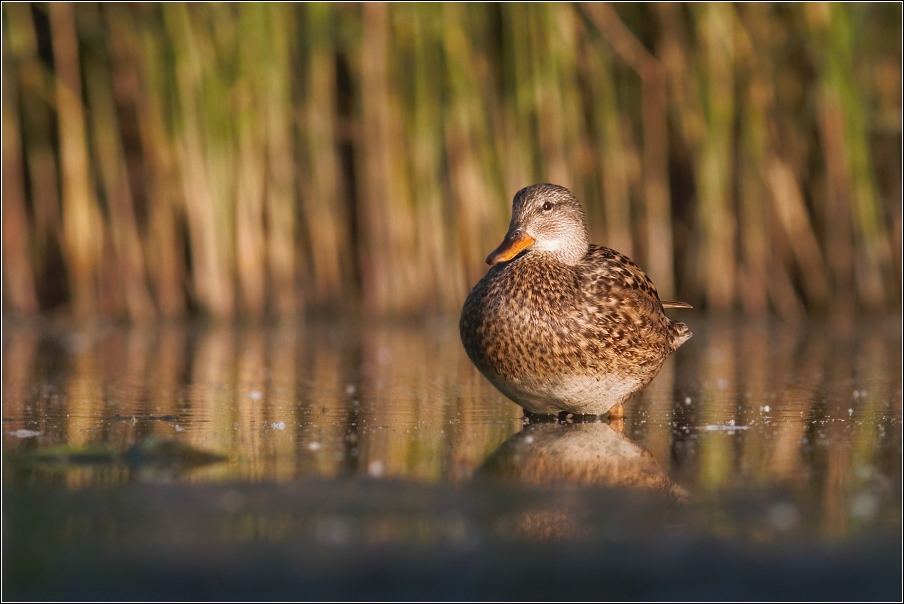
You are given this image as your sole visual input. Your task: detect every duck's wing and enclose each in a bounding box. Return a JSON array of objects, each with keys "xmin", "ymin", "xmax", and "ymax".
[
  {"xmin": 583, "ymin": 246, "xmax": 693, "ymax": 310},
  {"xmin": 580, "ymin": 245, "xmax": 692, "ymax": 351},
  {"xmin": 581, "ymin": 246, "xmax": 666, "ymax": 312}
]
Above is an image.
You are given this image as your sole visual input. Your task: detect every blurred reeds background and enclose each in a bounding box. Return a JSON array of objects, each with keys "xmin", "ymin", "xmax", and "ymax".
[{"xmin": 2, "ymin": 3, "xmax": 901, "ymax": 320}]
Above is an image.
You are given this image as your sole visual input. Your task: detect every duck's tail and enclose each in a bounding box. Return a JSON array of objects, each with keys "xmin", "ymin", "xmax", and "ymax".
[
  {"xmin": 669, "ymin": 321, "xmax": 693, "ymax": 349},
  {"xmin": 661, "ymin": 300, "xmax": 693, "ymax": 309}
]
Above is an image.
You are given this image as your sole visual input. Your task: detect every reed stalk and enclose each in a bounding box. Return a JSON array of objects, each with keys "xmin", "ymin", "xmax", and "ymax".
[
  {"xmin": 262, "ymin": 4, "xmax": 297, "ymax": 318},
  {"xmin": 5, "ymin": 3, "xmax": 60, "ymax": 285},
  {"xmin": 107, "ymin": 4, "xmax": 186, "ymax": 318},
  {"xmin": 300, "ymin": 2, "xmax": 347, "ymax": 310},
  {"xmin": 409, "ymin": 4, "xmax": 461, "ymax": 311},
  {"xmin": 695, "ymin": 3, "xmax": 737, "ymax": 310},
  {"xmin": 441, "ymin": 3, "xmax": 506, "ymax": 288},
  {"xmin": 734, "ymin": 6, "xmax": 778, "ymax": 315},
  {"xmin": 164, "ymin": 3, "xmax": 235, "ymax": 319},
  {"xmin": 358, "ymin": 2, "xmax": 393, "ymax": 315},
  {"xmin": 583, "ymin": 2, "xmax": 674, "ymax": 296},
  {"xmin": 233, "ymin": 4, "xmax": 268, "ymax": 318},
  {"xmin": 83, "ymin": 4, "xmax": 155, "ymax": 321},
  {"xmin": 532, "ymin": 4, "xmax": 571, "ymax": 187},
  {"xmin": 589, "ymin": 31, "xmax": 634, "ymax": 259},
  {"xmin": 49, "ymin": 3, "xmax": 103, "ymax": 317},
  {"xmin": 1, "ymin": 28, "xmax": 38, "ymax": 313}
]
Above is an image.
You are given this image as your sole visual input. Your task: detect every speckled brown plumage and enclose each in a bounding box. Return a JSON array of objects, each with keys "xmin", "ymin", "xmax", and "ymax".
[{"xmin": 460, "ymin": 183, "xmax": 692, "ymax": 416}]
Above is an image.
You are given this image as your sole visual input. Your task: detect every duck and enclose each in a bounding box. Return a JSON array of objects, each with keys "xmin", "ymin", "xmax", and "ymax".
[{"xmin": 459, "ymin": 183, "xmax": 692, "ymax": 418}]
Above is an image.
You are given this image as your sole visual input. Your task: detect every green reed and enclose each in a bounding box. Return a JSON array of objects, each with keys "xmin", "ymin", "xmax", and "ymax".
[{"xmin": 1, "ymin": 3, "xmax": 900, "ymax": 319}]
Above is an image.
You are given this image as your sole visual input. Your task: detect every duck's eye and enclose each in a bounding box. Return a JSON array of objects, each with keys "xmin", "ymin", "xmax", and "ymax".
[{"xmin": 542, "ymin": 202, "xmax": 553, "ymax": 211}]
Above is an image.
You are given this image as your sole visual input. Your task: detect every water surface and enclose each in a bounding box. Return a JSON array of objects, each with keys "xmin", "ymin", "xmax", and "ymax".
[{"xmin": 3, "ymin": 315, "xmax": 901, "ymax": 599}]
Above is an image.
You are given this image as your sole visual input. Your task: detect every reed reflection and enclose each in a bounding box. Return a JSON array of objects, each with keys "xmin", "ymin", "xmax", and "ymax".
[
  {"xmin": 1, "ymin": 319, "xmax": 520, "ymax": 485},
  {"xmin": 356, "ymin": 320, "xmax": 519, "ymax": 482}
]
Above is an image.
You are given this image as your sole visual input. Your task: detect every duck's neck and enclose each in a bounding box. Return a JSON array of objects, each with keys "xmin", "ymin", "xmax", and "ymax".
[
  {"xmin": 531, "ymin": 232, "xmax": 589, "ymax": 266},
  {"xmin": 563, "ymin": 232, "xmax": 590, "ymax": 265}
]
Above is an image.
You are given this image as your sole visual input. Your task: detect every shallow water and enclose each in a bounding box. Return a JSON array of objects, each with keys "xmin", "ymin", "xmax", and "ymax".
[{"xmin": 3, "ymin": 315, "xmax": 902, "ymax": 599}]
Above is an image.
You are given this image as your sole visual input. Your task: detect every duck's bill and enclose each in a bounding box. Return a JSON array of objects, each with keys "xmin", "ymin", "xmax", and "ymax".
[{"xmin": 486, "ymin": 230, "xmax": 535, "ymax": 265}]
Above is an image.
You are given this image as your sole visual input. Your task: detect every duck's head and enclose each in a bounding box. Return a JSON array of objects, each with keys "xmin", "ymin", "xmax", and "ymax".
[{"xmin": 486, "ymin": 183, "xmax": 590, "ymax": 267}]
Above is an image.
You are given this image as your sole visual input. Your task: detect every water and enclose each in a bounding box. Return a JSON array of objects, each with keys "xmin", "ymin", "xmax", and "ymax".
[{"xmin": 3, "ymin": 315, "xmax": 901, "ymax": 599}]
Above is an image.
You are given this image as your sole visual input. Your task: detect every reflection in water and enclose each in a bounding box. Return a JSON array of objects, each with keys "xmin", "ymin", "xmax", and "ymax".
[
  {"xmin": 5, "ymin": 436, "xmax": 226, "ymax": 485},
  {"xmin": 2, "ymin": 319, "xmax": 521, "ymax": 486},
  {"xmin": 2, "ymin": 316, "xmax": 901, "ymax": 538},
  {"xmin": 477, "ymin": 418, "xmax": 687, "ymax": 540},
  {"xmin": 479, "ymin": 419, "xmax": 687, "ymax": 500}
]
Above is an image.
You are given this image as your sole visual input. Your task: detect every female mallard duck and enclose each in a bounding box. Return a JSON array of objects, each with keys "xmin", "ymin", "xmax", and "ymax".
[{"xmin": 460, "ymin": 183, "xmax": 692, "ymax": 417}]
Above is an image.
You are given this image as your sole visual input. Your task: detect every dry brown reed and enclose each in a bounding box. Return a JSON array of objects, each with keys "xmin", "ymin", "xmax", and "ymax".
[{"xmin": 1, "ymin": 3, "xmax": 900, "ymax": 319}]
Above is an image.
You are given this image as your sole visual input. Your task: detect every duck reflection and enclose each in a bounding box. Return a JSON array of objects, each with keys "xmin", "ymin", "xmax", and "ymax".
[{"xmin": 478, "ymin": 416, "xmax": 688, "ymax": 501}]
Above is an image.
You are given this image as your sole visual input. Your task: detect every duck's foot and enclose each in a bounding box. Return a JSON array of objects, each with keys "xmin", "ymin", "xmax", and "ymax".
[
  {"xmin": 607, "ymin": 404, "xmax": 625, "ymax": 432},
  {"xmin": 524, "ymin": 411, "xmax": 608, "ymax": 425},
  {"xmin": 556, "ymin": 412, "xmax": 606, "ymax": 425},
  {"xmin": 523, "ymin": 411, "xmax": 559, "ymax": 425}
]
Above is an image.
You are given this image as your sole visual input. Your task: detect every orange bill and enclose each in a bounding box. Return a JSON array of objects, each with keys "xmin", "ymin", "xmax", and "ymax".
[{"xmin": 486, "ymin": 229, "xmax": 535, "ymax": 265}]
